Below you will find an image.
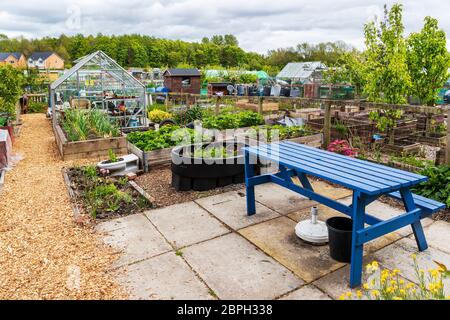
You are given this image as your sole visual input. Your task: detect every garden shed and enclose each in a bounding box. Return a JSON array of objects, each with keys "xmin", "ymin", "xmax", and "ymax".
[
  {"xmin": 163, "ymin": 68, "xmax": 201, "ymax": 94},
  {"xmin": 50, "ymin": 50, "xmax": 148, "ymax": 130}
]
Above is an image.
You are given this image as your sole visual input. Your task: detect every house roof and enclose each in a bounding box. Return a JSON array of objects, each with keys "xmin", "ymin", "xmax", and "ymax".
[
  {"xmin": 276, "ymin": 62, "xmax": 327, "ymax": 81},
  {"xmin": 29, "ymin": 51, "xmax": 58, "ymax": 62},
  {"xmin": 164, "ymin": 68, "xmax": 201, "ymax": 77},
  {"xmin": 0, "ymin": 52, "xmax": 23, "ymax": 61}
]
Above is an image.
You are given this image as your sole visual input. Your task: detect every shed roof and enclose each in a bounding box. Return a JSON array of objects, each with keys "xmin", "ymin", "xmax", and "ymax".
[
  {"xmin": 164, "ymin": 68, "xmax": 201, "ymax": 77},
  {"xmin": 276, "ymin": 62, "xmax": 327, "ymax": 80},
  {"xmin": 0, "ymin": 52, "xmax": 23, "ymax": 61}
]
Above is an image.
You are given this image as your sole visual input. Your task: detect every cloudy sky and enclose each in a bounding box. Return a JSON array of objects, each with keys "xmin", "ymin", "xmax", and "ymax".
[{"xmin": 1, "ymin": 0, "xmax": 449, "ymax": 53}]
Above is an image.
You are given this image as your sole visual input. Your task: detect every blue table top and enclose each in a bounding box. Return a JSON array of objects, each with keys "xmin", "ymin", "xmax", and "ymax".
[{"xmin": 244, "ymin": 141, "xmax": 428, "ymax": 195}]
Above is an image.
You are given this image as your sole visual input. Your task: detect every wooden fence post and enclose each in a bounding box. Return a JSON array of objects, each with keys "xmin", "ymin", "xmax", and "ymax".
[
  {"xmin": 446, "ymin": 107, "xmax": 450, "ymax": 165},
  {"xmin": 215, "ymin": 96, "xmax": 220, "ymax": 115},
  {"xmin": 323, "ymin": 101, "xmax": 332, "ymax": 149},
  {"xmin": 258, "ymin": 96, "xmax": 264, "ymax": 114},
  {"xmin": 186, "ymin": 93, "xmax": 190, "ymax": 109}
]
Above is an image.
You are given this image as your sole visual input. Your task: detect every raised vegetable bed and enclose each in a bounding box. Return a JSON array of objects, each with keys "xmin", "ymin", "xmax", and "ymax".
[
  {"xmin": 306, "ymin": 117, "xmax": 374, "ymax": 142},
  {"xmin": 54, "ymin": 123, "xmax": 127, "ymax": 160},
  {"xmin": 171, "ymin": 141, "xmax": 245, "ymax": 191},
  {"xmin": 411, "ymin": 131, "xmax": 446, "ymax": 147},
  {"xmin": 382, "ymin": 140, "xmax": 421, "ymax": 156}
]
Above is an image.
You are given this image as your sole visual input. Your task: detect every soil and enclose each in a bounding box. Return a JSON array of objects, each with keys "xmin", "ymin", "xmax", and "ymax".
[
  {"xmin": 135, "ymin": 164, "xmax": 245, "ymax": 208},
  {"xmin": 67, "ymin": 167, "xmax": 152, "ymax": 220}
]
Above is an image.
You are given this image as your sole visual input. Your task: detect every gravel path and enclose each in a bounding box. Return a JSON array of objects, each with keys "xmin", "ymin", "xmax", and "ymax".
[{"xmin": 0, "ymin": 114, "xmax": 126, "ymax": 299}]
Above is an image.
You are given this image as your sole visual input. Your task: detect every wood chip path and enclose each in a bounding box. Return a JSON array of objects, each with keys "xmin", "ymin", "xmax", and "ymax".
[{"xmin": 0, "ymin": 114, "xmax": 126, "ymax": 299}]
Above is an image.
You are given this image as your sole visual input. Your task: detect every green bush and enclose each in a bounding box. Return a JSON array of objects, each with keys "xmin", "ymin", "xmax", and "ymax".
[
  {"xmin": 246, "ymin": 125, "xmax": 315, "ymax": 142},
  {"xmin": 413, "ymin": 165, "xmax": 450, "ymax": 207},
  {"xmin": 202, "ymin": 111, "xmax": 264, "ymax": 130},
  {"xmin": 28, "ymin": 101, "xmax": 48, "ymax": 113},
  {"xmin": 62, "ymin": 109, "xmax": 120, "ymax": 142},
  {"xmin": 127, "ymin": 125, "xmax": 211, "ymax": 151}
]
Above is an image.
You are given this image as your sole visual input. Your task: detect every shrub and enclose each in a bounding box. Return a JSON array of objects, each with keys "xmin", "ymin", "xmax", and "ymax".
[
  {"xmin": 28, "ymin": 101, "xmax": 48, "ymax": 113},
  {"xmin": 148, "ymin": 109, "xmax": 172, "ymax": 123},
  {"xmin": 327, "ymin": 139, "xmax": 358, "ymax": 157},
  {"xmin": 202, "ymin": 111, "xmax": 264, "ymax": 130},
  {"xmin": 412, "ymin": 165, "xmax": 450, "ymax": 207}
]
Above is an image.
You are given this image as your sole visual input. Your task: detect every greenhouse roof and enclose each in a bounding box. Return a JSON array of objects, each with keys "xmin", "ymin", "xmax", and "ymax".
[
  {"xmin": 204, "ymin": 69, "xmax": 269, "ymax": 80},
  {"xmin": 51, "ymin": 50, "xmax": 145, "ymax": 90},
  {"xmin": 276, "ymin": 61, "xmax": 327, "ymax": 80}
]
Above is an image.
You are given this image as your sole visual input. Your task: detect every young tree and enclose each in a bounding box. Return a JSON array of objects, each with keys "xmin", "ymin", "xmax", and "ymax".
[
  {"xmin": 363, "ymin": 4, "xmax": 411, "ymax": 104},
  {"xmin": 0, "ymin": 65, "xmax": 23, "ymax": 117},
  {"xmin": 407, "ymin": 16, "xmax": 450, "ymax": 106}
]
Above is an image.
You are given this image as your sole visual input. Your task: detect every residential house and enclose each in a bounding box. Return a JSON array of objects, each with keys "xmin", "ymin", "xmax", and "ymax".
[
  {"xmin": 28, "ymin": 52, "xmax": 64, "ymax": 70},
  {"xmin": 0, "ymin": 52, "xmax": 27, "ymax": 68}
]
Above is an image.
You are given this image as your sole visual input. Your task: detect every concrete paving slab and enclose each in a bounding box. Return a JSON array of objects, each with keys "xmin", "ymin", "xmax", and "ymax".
[
  {"xmin": 279, "ymin": 285, "xmax": 331, "ymax": 300},
  {"xmin": 182, "ymin": 233, "xmax": 303, "ymax": 300},
  {"xmin": 419, "ymin": 221, "xmax": 450, "ymax": 254},
  {"xmin": 312, "ymin": 258, "xmax": 411, "ymax": 299},
  {"xmin": 145, "ymin": 202, "xmax": 230, "ymax": 249},
  {"xmin": 195, "ymin": 191, "xmax": 280, "ymax": 230},
  {"xmin": 288, "ymin": 204, "xmax": 401, "ymax": 255},
  {"xmin": 95, "ymin": 213, "xmax": 144, "ymax": 233},
  {"xmin": 253, "ymin": 183, "xmax": 315, "ymax": 215},
  {"xmin": 115, "ymin": 252, "xmax": 213, "ymax": 300},
  {"xmin": 373, "ymin": 238, "xmax": 450, "ymax": 295},
  {"xmin": 339, "ymin": 197, "xmax": 434, "ymax": 237},
  {"xmin": 239, "ymin": 217, "xmax": 344, "ymax": 283},
  {"xmin": 99, "ymin": 214, "xmax": 172, "ymax": 268}
]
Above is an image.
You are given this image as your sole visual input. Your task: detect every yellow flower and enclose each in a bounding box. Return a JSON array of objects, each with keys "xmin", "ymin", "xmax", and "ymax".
[
  {"xmin": 371, "ymin": 290, "xmax": 380, "ymax": 297},
  {"xmin": 446, "ymin": 296, "xmax": 450, "ymax": 300},
  {"xmin": 399, "ymin": 279, "xmax": 405, "ymax": 285},
  {"xmin": 339, "ymin": 294, "xmax": 346, "ymax": 300},
  {"xmin": 392, "ymin": 269, "xmax": 400, "ymax": 276},
  {"xmin": 400, "ymin": 289, "xmax": 406, "ymax": 295},
  {"xmin": 393, "ymin": 296, "xmax": 403, "ymax": 300},
  {"xmin": 371, "ymin": 261, "xmax": 379, "ymax": 270},
  {"xmin": 346, "ymin": 292, "xmax": 353, "ymax": 298},
  {"xmin": 406, "ymin": 283, "xmax": 415, "ymax": 290},
  {"xmin": 363, "ymin": 283, "xmax": 370, "ymax": 290},
  {"xmin": 411, "ymin": 254, "xmax": 417, "ymax": 260},
  {"xmin": 429, "ymin": 269, "xmax": 439, "ymax": 278},
  {"xmin": 390, "ymin": 280, "xmax": 397, "ymax": 286},
  {"xmin": 386, "ymin": 287, "xmax": 394, "ymax": 294},
  {"xmin": 356, "ymin": 290, "xmax": 363, "ymax": 298}
]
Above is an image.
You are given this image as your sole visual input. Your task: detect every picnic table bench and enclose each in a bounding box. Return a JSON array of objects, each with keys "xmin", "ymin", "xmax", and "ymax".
[{"xmin": 243, "ymin": 141, "xmax": 446, "ymax": 288}]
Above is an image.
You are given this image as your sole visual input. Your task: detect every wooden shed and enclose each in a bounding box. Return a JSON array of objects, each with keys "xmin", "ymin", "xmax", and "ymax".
[{"xmin": 163, "ymin": 68, "xmax": 201, "ymax": 94}]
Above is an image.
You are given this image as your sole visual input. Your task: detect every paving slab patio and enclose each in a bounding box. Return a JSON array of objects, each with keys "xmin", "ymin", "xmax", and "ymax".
[
  {"xmin": 97, "ymin": 214, "xmax": 172, "ymax": 268},
  {"xmin": 239, "ymin": 216, "xmax": 344, "ymax": 282},
  {"xmin": 373, "ymin": 237, "xmax": 450, "ymax": 295},
  {"xmin": 195, "ymin": 190, "xmax": 280, "ymax": 230},
  {"xmin": 279, "ymin": 285, "xmax": 331, "ymax": 300},
  {"xmin": 145, "ymin": 202, "xmax": 230, "ymax": 249},
  {"xmin": 182, "ymin": 233, "xmax": 304, "ymax": 300},
  {"xmin": 114, "ymin": 251, "xmax": 214, "ymax": 300},
  {"xmin": 93, "ymin": 181, "xmax": 450, "ymax": 300}
]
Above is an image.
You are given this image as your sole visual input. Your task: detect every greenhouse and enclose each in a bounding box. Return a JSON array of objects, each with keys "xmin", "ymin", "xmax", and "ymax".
[{"xmin": 50, "ymin": 50, "xmax": 148, "ymax": 129}]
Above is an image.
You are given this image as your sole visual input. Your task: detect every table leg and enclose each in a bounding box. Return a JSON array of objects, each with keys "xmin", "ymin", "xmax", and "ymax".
[
  {"xmin": 350, "ymin": 192, "xmax": 366, "ymax": 288},
  {"xmin": 245, "ymin": 150, "xmax": 256, "ymax": 216},
  {"xmin": 400, "ymin": 189, "xmax": 428, "ymax": 251}
]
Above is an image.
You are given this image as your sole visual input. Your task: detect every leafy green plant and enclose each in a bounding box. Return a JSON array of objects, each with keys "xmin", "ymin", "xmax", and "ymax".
[
  {"xmin": 28, "ymin": 101, "xmax": 48, "ymax": 113},
  {"xmin": 148, "ymin": 109, "xmax": 172, "ymax": 123},
  {"xmin": 202, "ymin": 111, "xmax": 264, "ymax": 130},
  {"xmin": 0, "ymin": 116, "xmax": 8, "ymax": 127},
  {"xmin": 389, "ymin": 154, "xmax": 433, "ymax": 169},
  {"xmin": 108, "ymin": 149, "xmax": 119, "ymax": 163},
  {"xmin": 173, "ymin": 105, "xmax": 209, "ymax": 125},
  {"xmin": 0, "ymin": 65, "xmax": 23, "ymax": 119},
  {"xmin": 246, "ymin": 125, "xmax": 315, "ymax": 142},
  {"xmin": 85, "ymin": 183, "xmax": 132, "ymax": 218},
  {"xmin": 369, "ymin": 109, "xmax": 403, "ymax": 144},
  {"xmin": 127, "ymin": 125, "xmax": 211, "ymax": 152},
  {"xmin": 191, "ymin": 146, "xmax": 237, "ymax": 159},
  {"xmin": 412, "ymin": 165, "xmax": 450, "ymax": 207},
  {"xmin": 62, "ymin": 109, "xmax": 120, "ymax": 142}
]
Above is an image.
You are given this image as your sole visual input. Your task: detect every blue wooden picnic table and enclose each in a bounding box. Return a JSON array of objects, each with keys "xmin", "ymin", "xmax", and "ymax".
[{"xmin": 244, "ymin": 141, "xmax": 446, "ymax": 288}]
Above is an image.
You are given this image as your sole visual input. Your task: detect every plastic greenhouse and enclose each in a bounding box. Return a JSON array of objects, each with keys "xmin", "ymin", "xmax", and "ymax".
[{"xmin": 50, "ymin": 50, "xmax": 148, "ymax": 130}]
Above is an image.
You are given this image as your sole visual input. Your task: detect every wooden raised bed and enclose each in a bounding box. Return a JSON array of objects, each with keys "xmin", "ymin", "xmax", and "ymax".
[
  {"xmin": 54, "ymin": 123, "xmax": 127, "ymax": 161},
  {"xmin": 306, "ymin": 117, "xmax": 374, "ymax": 142},
  {"xmin": 382, "ymin": 140, "xmax": 421, "ymax": 156},
  {"xmin": 411, "ymin": 131, "xmax": 446, "ymax": 147}
]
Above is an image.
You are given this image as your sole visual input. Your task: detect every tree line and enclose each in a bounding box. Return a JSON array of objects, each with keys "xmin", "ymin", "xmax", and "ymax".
[{"xmin": 0, "ymin": 33, "xmax": 353, "ymax": 76}]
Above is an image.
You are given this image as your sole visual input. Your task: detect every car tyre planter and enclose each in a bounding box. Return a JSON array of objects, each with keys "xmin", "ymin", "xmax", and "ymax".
[{"xmin": 171, "ymin": 142, "xmax": 245, "ymax": 191}]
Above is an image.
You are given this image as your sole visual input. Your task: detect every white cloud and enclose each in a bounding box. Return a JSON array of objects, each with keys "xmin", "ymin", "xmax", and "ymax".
[{"xmin": 0, "ymin": 0, "xmax": 449, "ymax": 53}]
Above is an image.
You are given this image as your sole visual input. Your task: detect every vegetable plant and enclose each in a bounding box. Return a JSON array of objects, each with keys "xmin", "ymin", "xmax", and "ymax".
[
  {"xmin": 148, "ymin": 109, "xmax": 172, "ymax": 123},
  {"xmin": 202, "ymin": 111, "xmax": 264, "ymax": 130},
  {"xmin": 412, "ymin": 165, "xmax": 450, "ymax": 207}
]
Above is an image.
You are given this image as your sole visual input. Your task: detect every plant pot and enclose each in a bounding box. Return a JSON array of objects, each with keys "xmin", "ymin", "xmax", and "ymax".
[{"xmin": 326, "ymin": 217, "xmax": 353, "ymax": 263}]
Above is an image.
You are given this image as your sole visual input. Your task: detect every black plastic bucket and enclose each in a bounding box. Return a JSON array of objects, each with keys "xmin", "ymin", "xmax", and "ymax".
[{"xmin": 326, "ymin": 217, "xmax": 353, "ymax": 263}]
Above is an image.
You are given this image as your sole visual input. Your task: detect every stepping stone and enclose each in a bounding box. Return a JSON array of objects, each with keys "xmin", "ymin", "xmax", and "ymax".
[
  {"xmin": 195, "ymin": 191, "xmax": 280, "ymax": 230},
  {"xmin": 373, "ymin": 238, "xmax": 450, "ymax": 295},
  {"xmin": 279, "ymin": 285, "xmax": 331, "ymax": 300},
  {"xmin": 145, "ymin": 202, "xmax": 230, "ymax": 249},
  {"xmin": 338, "ymin": 197, "xmax": 434, "ymax": 237},
  {"xmin": 420, "ymin": 221, "xmax": 450, "ymax": 254},
  {"xmin": 114, "ymin": 252, "xmax": 213, "ymax": 300},
  {"xmin": 182, "ymin": 233, "xmax": 303, "ymax": 300},
  {"xmin": 97, "ymin": 214, "xmax": 172, "ymax": 268},
  {"xmin": 253, "ymin": 183, "xmax": 314, "ymax": 215},
  {"xmin": 239, "ymin": 216, "xmax": 344, "ymax": 282},
  {"xmin": 288, "ymin": 204, "xmax": 401, "ymax": 254}
]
